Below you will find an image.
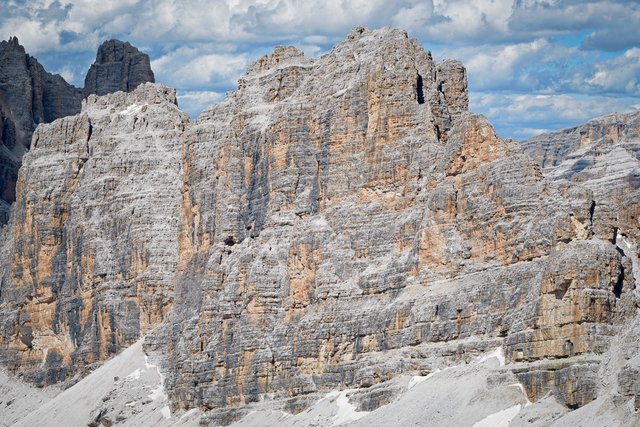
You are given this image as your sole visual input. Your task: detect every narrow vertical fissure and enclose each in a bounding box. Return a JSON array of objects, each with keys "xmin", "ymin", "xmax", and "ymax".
[
  {"xmin": 416, "ymin": 73, "xmax": 424, "ymax": 105},
  {"xmin": 614, "ymin": 263, "xmax": 624, "ymax": 298}
]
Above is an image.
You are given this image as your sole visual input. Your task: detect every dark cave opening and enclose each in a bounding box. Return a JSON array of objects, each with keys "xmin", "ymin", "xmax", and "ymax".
[
  {"xmin": 614, "ymin": 264, "xmax": 624, "ymax": 299},
  {"xmin": 416, "ymin": 73, "xmax": 424, "ymax": 104}
]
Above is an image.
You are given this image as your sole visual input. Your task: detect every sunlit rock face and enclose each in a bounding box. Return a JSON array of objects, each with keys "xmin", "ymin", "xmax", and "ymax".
[
  {"xmin": 0, "ymin": 37, "xmax": 155, "ymax": 225},
  {"xmin": 0, "ymin": 36, "xmax": 83, "ymax": 224},
  {"xmin": 0, "ymin": 83, "xmax": 186, "ymax": 385},
  {"xmin": 0, "ymin": 27, "xmax": 638, "ymax": 424}
]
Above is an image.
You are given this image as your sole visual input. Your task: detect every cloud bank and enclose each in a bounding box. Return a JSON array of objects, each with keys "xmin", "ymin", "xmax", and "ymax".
[{"xmin": 1, "ymin": 0, "xmax": 637, "ymax": 138}]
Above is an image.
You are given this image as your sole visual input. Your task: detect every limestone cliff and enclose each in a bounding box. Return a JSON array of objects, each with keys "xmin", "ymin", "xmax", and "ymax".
[
  {"xmin": 0, "ymin": 37, "xmax": 155, "ymax": 225},
  {"xmin": 0, "ymin": 84, "xmax": 186, "ymax": 384},
  {"xmin": 0, "ymin": 27, "xmax": 638, "ymax": 425},
  {"xmin": 0, "ymin": 37, "xmax": 82, "ymax": 223}
]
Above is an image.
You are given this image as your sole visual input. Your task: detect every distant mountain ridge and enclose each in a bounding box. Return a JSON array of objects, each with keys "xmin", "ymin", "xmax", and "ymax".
[{"xmin": 0, "ymin": 37, "xmax": 154, "ymax": 224}]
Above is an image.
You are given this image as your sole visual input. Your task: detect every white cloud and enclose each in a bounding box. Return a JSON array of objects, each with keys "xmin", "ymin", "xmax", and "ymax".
[
  {"xmin": 54, "ymin": 65, "xmax": 76, "ymax": 83},
  {"xmin": 0, "ymin": 17, "xmax": 61, "ymax": 52},
  {"xmin": 391, "ymin": 2, "xmax": 434, "ymax": 32},
  {"xmin": 2, "ymin": 0, "xmax": 639, "ymax": 137},
  {"xmin": 177, "ymin": 90, "xmax": 225, "ymax": 117},
  {"xmin": 419, "ymin": 0, "xmax": 515, "ymax": 43},
  {"xmin": 583, "ymin": 48, "xmax": 640, "ymax": 95},
  {"xmin": 471, "ymin": 92, "xmax": 640, "ymax": 138},
  {"xmin": 152, "ymin": 48, "xmax": 250, "ymax": 89},
  {"xmin": 438, "ymin": 39, "xmax": 580, "ymax": 92}
]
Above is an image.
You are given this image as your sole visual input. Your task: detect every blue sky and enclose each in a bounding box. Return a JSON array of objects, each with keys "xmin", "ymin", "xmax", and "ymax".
[{"xmin": 1, "ymin": 0, "xmax": 638, "ymax": 139}]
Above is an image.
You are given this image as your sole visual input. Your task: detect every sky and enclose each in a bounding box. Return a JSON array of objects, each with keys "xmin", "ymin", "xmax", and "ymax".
[{"xmin": 1, "ymin": 0, "xmax": 638, "ymax": 139}]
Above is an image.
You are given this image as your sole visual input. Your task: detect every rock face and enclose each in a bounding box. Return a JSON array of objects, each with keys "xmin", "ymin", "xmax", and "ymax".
[
  {"xmin": 0, "ymin": 84, "xmax": 186, "ymax": 385},
  {"xmin": 0, "ymin": 37, "xmax": 83, "ymax": 223},
  {"xmin": 0, "ymin": 37, "xmax": 155, "ymax": 225},
  {"xmin": 521, "ymin": 111, "xmax": 640, "ymax": 171},
  {"xmin": 83, "ymin": 40, "xmax": 155, "ymax": 97},
  {"xmin": 0, "ymin": 27, "xmax": 639, "ymax": 425}
]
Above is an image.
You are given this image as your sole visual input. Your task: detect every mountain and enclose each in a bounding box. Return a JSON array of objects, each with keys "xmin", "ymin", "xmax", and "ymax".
[
  {"xmin": 0, "ymin": 37, "xmax": 155, "ymax": 224},
  {"xmin": 83, "ymin": 39, "xmax": 155, "ymax": 97},
  {"xmin": 0, "ymin": 27, "xmax": 638, "ymax": 426}
]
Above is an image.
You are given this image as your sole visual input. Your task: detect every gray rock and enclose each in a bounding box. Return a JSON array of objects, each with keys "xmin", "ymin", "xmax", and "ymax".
[
  {"xmin": 83, "ymin": 40, "xmax": 155, "ymax": 97},
  {"xmin": 0, "ymin": 83, "xmax": 187, "ymax": 386},
  {"xmin": 0, "ymin": 37, "xmax": 83, "ymax": 223}
]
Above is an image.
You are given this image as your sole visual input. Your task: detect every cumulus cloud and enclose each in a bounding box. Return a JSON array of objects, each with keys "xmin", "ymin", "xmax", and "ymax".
[
  {"xmin": 582, "ymin": 48, "xmax": 640, "ymax": 95},
  {"xmin": 1, "ymin": 0, "xmax": 638, "ymax": 137},
  {"xmin": 152, "ymin": 48, "xmax": 250, "ymax": 90},
  {"xmin": 439, "ymin": 39, "xmax": 581, "ymax": 92},
  {"xmin": 177, "ymin": 90, "xmax": 225, "ymax": 118}
]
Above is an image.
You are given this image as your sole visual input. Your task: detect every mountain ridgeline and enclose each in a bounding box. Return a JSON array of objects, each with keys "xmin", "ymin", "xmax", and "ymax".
[{"xmin": 0, "ymin": 27, "xmax": 639, "ymax": 426}]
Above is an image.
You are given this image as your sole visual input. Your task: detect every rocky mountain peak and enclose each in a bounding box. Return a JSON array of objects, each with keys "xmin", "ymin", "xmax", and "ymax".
[
  {"xmin": 245, "ymin": 45, "xmax": 309, "ymax": 77},
  {"xmin": 83, "ymin": 39, "xmax": 155, "ymax": 97},
  {"xmin": 1, "ymin": 36, "xmax": 24, "ymax": 52}
]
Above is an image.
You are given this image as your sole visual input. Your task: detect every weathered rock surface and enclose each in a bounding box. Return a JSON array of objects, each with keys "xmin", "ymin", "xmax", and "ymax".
[
  {"xmin": 0, "ymin": 27, "xmax": 639, "ymax": 426},
  {"xmin": 0, "ymin": 37, "xmax": 83, "ymax": 223},
  {"xmin": 0, "ymin": 83, "xmax": 187, "ymax": 385},
  {"xmin": 0, "ymin": 37, "xmax": 155, "ymax": 225},
  {"xmin": 83, "ymin": 40, "xmax": 155, "ymax": 98}
]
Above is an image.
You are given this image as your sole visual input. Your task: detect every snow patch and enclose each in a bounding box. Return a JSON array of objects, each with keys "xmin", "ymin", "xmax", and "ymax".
[
  {"xmin": 407, "ymin": 375, "xmax": 429, "ymax": 390},
  {"xmin": 618, "ymin": 233, "xmax": 640, "ymax": 290},
  {"xmin": 40, "ymin": 348, "xmax": 48, "ymax": 368},
  {"xmin": 317, "ymin": 389, "xmax": 369, "ymax": 426},
  {"xmin": 472, "ymin": 404, "xmax": 522, "ymax": 427},
  {"xmin": 126, "ymin": 369, "xmax": 141, "ymax": 380},
  {"xmin": 161, "ymin": 406, "xmax": 172, "ymax": 419},
  {"xmin": 478, "ymin": 347, "xmax": 505, "ymax": 366},
  {"xmin": 144, "ymin": 353, "xmax": 169, "ymax": 418},
  {"xmin": 311, "ymin": 215, "xmax": 329, "ymax": 229},
  {"xmin": 120, "ymin": 104, "xmax": 144, "ymax": 116},
  {"xmin": 331, "ymin": 390, "xmax": 369, "ymax": 426},
  {"xmin": 408, "ymin": 368, "xmax": 441, "ymax": 390}
]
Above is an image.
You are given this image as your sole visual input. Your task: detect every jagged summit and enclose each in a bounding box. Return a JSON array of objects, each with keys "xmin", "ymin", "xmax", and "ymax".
[
  {"xmin": 83, "ymin": 39, "xmax": 155, "ymax": 97},
  {"xmin": 0, "ymin": 36, "xmax": 82, "ymax": 223},
  {"xmin": 245, "ymin": 45, "xmax": 309, "ymax": 77}
]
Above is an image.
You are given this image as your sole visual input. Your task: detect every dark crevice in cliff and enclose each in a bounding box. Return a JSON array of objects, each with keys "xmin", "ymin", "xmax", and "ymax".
[
  {"xmin": 554, "ymin": 278, "xmax": 571, "ymax": 300},
  {"xmin": 416, "ymin": 73, "xmax": 424, "ymax": 104},
  {"xmin": 614, "ymin": 263, "xmax": 624, "ymax": 299},
  {"xmin": 589, "ymin": 200, "xmax": 596, "ymax": 225},
  {"xmin": 86, "ymin": 120, "xmax": 93, "ymax": 143}
]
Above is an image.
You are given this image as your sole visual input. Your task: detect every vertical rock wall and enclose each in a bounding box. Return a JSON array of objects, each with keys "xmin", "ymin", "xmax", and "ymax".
[{"xmin": 0, "ymin": 84, "xmax": 186, "ymax": 385}]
